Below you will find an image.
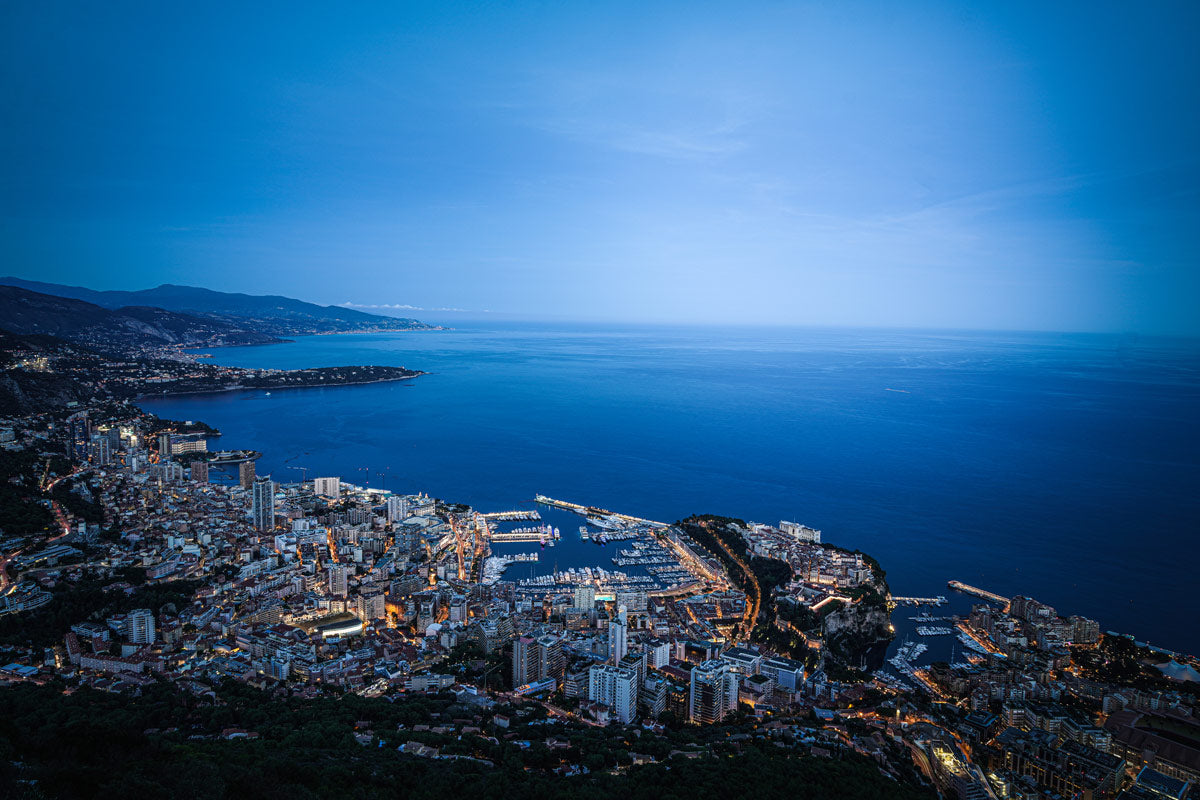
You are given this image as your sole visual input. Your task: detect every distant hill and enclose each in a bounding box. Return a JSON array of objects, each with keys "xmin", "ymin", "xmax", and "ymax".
[
  {"xmin": 0, "ymin": 285, "xmax": 283, "ymax": 354},
  {"xmin": 0, "ymin": 277, "xmax": 434, "ymax": 335},
  {"xmin": 0, "ymin": 329, "xmax": 99, "ymax": 414}
]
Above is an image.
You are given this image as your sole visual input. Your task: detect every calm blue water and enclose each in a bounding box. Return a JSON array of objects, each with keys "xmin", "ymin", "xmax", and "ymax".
[{"xmin": 140, "ymin": 323, "xmax": 1200, "ymax": 655}]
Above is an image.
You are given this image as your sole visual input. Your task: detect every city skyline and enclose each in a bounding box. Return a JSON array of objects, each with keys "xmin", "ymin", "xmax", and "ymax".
[
  {"xmin": 3, "ymin": 2, "xmax": 1198, "ymax": 334},
  {"xmin": 2, "ymin": 4, "xmax": 1198, "ymax": 797}
]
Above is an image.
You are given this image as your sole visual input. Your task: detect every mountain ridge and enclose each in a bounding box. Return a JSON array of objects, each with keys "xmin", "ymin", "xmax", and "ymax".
[
  {"xmin": 0, "ymin": 276, "xmax": 436, "ymax": 335},
  {"xmin": 0, "ymin": 285, "xmax": 285, "ymax": 354}
]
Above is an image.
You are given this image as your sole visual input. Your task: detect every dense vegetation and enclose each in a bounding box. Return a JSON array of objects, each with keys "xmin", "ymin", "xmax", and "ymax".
[
  {"xmin": 0, "ymin": 575, "xmax": 201, "ymax": 649},
  {"xmin": 0, "ymin": 681, "xmax": 933, "ymax": 800},
  {"xmin": 1072, "ymin": 635, "xmax": 1200, "ymax": 701},
  {"xmin": 0, "ymin": 449, "xmax": 68, "ymax": 538}
]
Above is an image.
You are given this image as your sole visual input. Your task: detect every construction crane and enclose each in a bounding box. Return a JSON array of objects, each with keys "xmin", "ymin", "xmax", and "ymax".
[{"xmin": 288, "ymin": 466, "xmax": 309, "ymax": 484}]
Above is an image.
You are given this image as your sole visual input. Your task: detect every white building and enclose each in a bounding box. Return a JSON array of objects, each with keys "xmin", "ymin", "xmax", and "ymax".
[
  {"xmin": 573, "ymin": 585, "xmax": 596, "ymax": 611},
  {"xmin": 328, "ymin": 564, "xmax": 350, "ymax": 598},
  {"xmin": 313, "ymin": 477, "xmax": 341, "ymax": 498},
  {"xmin": 385, "ymin": 495, "xmax": 408, "ymax": 522},
  {"xmin": 356, "ymin": 590, "xmax": 386, "ymax": 621},
  {"xmin": 689, "ymin": 659, "xmax": 739, "ymax": 724},
  {"xmin": 588, "ymin": 664, "xmax": 639, "ymax": 724},
  {"xmin": 645, "ymin": 638, "xmax": 671, "ymax": 669},
  {"xmin": 608, "ymin": 605, "xmax": 628, "ymax": 665},
  {"xmin": 759, "ymin": 657, "xmax": 806, "ymax": 692},
  {"xmin": 128, "ymin": 608, "xmax": 155, "ymax": 645},
  {"xmin": 780, "ymin": 520, "xmax": 821, "ymax": 543}
]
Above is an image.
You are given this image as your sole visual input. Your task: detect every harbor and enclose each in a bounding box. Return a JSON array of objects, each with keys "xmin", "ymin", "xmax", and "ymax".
[
  {"xmin": 480, "ymin": 500, "xmax": 711, "ymax": 598},
  {"xmin": 480, "ymin": 509, "xmax": 542, "ymax": 522}
]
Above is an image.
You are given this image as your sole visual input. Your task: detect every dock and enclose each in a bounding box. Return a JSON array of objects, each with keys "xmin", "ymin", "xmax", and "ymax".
[
  {"xmin": 947, "ymin": 581, "xmax": 1009, "ymax": 606},
  {"xmin": 890, "ymin": 595, "xmax": 948, "ymax": 607},
  {"xmin": 534, "ymin": 494, "xmax": 667, "ymax": 529},
  {"xmin": 481, "ymin": 510, "xmax": 542, "ymax": 521},
  {"xmin": 490, "ymin": 532, "xmax": 551, "ymax": 543}
]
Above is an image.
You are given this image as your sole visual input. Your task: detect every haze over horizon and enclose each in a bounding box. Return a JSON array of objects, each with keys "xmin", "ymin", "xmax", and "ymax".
[{"xmin": 3, "ymin": 2, "xmax": 1198, "ymax": 334}]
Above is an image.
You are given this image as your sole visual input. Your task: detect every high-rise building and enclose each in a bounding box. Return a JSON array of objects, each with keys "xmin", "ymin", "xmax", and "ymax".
[
  {"xmin": 512, "ymin": 635, "xmax": 539, "ymax": 688},
  {"xmin": 615, "ymin": 590, "xmax": 648, "ymax": 612},
  {"xmin": 68, "ymin": 414, "xmax": 91, "ymax": 459},
  {"xmin": 89, "ymin": 435, "xmax": 111, "ymax": 465},
  {"xmin": 642, "ymin": 676, "xmax": 668, "ymax": 718},
  {"xmin": 588, "ymin": 664, "xmax": 639, "ymax": 724},
  {"xmin": 536, "ymin": 634, "xmax": 565, "ymax": 686},
  {"xmin": 190, "ymin": 460, "xmax": 209, "ymax": 483},
  {"xmin": 385, "ymin": 495, "xmax": 408, "ymax": 522},
  {"xmin": 251, "ymin": 476, "xmax": 275, "ymax": 531},
  {"xmin": 512, "ymin": 634, "xmax": 565, "ymax": 690},
  {"xmin": 314, "ymin": 477, "xmax": 341, "ymax": 498},
  {"xmin": 152, "ymin": 461, "xmax": 184, "ymax": 483},
  {"xmin": 447, "ymin": 595, "xmax": 468, "ymax": 623},
  {"xmin": 128, "ymin": 608, "xmax": 155, "ymax": 645},
  {"xmin": 1069, "ymin": 615, "xmax": 1101, "ymax": 645},
  {"xmin": 328, "ymin": 565, "xmax": 350, "ymax": 598},
  {"xmin": 620, "ymin": 651, "xmax": 647, "ymax": 690},
  {"xmin": 156, "ymin": 432, "xmax": 172, "ymax": 461},
  {"xmin": 689, "ymin": 659, "xmax": 739, "ymax": 724},
  {"xmin": 608, "ymin": 605, "xmax": 628, "ymax": 665},
  {"xmin": 645, "ymin": 637, "xmax": 671, "ymax": 669},
  {"xmin": 356, "ymin": 589, "xmax": 386, "ymax": 621},
  {"xmin": 573, "ymin": 585, "xmax": 596, "ymax": 611},
  {"xmin": 239, "ymin": 460, "xmax": 256, "ymax": 489}
]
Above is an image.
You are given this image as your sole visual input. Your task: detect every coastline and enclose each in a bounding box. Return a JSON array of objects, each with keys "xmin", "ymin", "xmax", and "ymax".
[
  {"xmin": 132, "ymin": 326, "xmax": 1200, "ymax": 657},
  {"xmin": 133, "ymin": 371, "xmax": 426, "ymax": 400}
]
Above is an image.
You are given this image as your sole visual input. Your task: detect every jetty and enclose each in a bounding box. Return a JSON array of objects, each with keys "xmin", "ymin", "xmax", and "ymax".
[
  {"xmin": 481, "ymin": 510, "xmax": 541, "ymax": 521},
  {"xmin": 534, "ymin": 494, "xmax": 668, "ymax": 529},
  {"xmin": 947, "ymin": 581, "xmax": 1009, "ymax": 606},
  {"xmin": 890, "ymin": 595, "xmax": 948, "ymax": 607}
]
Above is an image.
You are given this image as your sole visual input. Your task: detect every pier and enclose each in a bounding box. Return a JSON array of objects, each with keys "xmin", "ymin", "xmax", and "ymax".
[
  {"xmin": 534, "ymin": 494, "xmax": 667, "ymax": 529},
  {"xmin": 481, "ymin": 510, "xmax": 542, "ymax": 521},
  {"xmin": 947, "ymin": 580, "xmax": 1009, "ymax": 606},
  {"xmin": 490, "ymin": 531, "xmax": 551, "ymax": 543},
  {"xmin": 890, "ymin": 595, "xmax": 948, "ymax": 607},
  {"xmin": 208, "ymin": 449, "xmax": 261, "ymax": 465}
]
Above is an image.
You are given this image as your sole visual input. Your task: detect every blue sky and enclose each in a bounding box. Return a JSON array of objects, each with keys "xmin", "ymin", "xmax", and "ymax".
[{"xmin": 2, "ymin": 2, "xmax": 1198, "ymax": 333}]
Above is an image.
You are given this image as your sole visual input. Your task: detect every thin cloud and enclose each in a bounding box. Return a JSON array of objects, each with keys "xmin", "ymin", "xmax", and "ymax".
[{"xmin": 340, "ymin": 302, "xmax": 480, "ymax": 313}]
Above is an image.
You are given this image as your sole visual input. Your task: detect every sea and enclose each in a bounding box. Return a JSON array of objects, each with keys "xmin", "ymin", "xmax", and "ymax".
[{"xmin": 138, "ymin": 322, "xmax": 1200, "ymax": 657}]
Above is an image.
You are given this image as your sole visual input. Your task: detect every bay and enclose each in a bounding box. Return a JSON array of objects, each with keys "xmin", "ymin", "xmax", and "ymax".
[{"xmin": 139, "ymin": 322, "xmax": 1200, "ymax": 655}]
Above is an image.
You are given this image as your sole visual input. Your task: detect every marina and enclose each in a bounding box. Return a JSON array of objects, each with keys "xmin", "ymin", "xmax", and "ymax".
[
  {"xmin": 488, "ymin": 524, "xmax": 561, "ymax": 544},
  {"xmin": 479, "ymin": 503, "xmax": 705, "ymax": 596},
  {"xmin": 916, "ymin": 626, "xmax": 955, "ymax": 636},
  {"xmin": 957, "ymin": 631, "xmax": 992, "ymax": 656},
  {"xmin": 480, "ymin": 552, "xmax": 541, "ymax": 585},
  {"xmin": 887, "ymin": 639, "xmax": 928, "ymax": 684},
  {"xmin": 481, "ymin": 509, "xmax": 542, "ymax": 522}
]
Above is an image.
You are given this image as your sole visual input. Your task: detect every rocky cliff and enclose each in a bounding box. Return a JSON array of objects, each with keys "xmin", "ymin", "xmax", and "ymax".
[{"xmin": 822, "ymin": 581, "xmax": 894, "ymax": 671}]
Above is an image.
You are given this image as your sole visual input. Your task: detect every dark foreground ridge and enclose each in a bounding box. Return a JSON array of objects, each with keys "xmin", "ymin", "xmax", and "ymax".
[{"xmin": 0, "ymin": 681, "xmax": 930, "ymax": 800}]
